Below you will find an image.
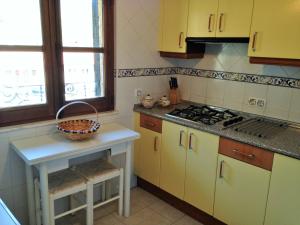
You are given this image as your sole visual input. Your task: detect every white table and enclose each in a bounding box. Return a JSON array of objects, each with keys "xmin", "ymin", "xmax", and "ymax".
[{"xmin": 11, "ymin": 123, "xmax": 140, "ymax": 225}]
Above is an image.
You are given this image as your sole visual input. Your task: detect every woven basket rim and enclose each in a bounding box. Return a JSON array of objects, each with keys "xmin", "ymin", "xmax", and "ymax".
[{"xmin": 57, "ymin": 119, "xmax": 100, "ymax": 134}]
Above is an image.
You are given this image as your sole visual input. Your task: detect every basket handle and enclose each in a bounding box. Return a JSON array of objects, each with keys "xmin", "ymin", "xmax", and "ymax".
[{"xmin": 56, "ymin": 101, "xmax": 99, "ymax": 122}]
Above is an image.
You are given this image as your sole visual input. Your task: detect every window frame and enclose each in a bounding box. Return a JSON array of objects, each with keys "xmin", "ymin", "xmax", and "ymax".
[{"xmin": 0, "ymin": 0, "xmax": 115, "ymax": 127}]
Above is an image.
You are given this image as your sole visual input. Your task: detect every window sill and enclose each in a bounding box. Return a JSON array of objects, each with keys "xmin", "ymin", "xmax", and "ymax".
[{"xmin": 0, "ymin": 110, "xmax": 120, "ymax": 134}]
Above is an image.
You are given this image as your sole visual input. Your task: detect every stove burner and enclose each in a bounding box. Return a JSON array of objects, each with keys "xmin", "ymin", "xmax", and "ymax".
[{"xmin": 167, "ymin": 105, "xmax": 238, "ymax": 125}]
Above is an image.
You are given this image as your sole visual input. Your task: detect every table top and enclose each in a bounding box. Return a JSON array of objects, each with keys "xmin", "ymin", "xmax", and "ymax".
[
  {"xmin": 11, "ymin": 123, "xmax": 140, "ymax": 165},
  {"xmin": 0, "ymin": 199, "xmax": 20, "ymax": 225}
]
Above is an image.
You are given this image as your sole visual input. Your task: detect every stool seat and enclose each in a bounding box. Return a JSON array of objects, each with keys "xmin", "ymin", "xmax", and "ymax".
[
  {"xmin": 75, "ymin": 159, "xmax": 120, "ymax": 181},
  {"xmin": 48, "ymin": 169, "xmax": 87, "ymax": 195}
]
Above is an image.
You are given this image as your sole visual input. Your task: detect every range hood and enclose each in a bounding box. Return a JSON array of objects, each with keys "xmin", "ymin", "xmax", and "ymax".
[{"xmin": 186, "ymin": 37, "xmax": 249, "ymax": 44}]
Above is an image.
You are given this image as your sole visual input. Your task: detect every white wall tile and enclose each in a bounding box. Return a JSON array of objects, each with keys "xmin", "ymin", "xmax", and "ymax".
[
  {"xmin": 190, "ymin": 77, "xmax": 208, "ymax": 98},
  {"xmin": 206, "ymin": 79, "xmax": 226, "ymax": 102}
]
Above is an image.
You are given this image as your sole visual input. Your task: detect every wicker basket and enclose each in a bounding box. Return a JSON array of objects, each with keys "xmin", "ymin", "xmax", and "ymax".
[{"xmin": 56, "ymin": 101, "xmax": 100, "ymax": 141}]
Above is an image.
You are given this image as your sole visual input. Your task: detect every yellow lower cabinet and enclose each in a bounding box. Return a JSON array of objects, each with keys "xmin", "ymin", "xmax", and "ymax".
[
  {"xmin": 214, "ymin": 155, "xmax": 270, "ymax": 225},
  {"xmin": 134, "ymin": 113, "xmax": 141, "ymax": 175},
  {"xmin": 264, "ymin": 154, "xmax": 300, "ymax": 225},
  {"xmin": 138, "ymin": 127, "xmax": 161, "ymax": 186},
  {"xmin": 184, "ymin": 128, "xmax": 219, "ymax": 215},
  {"xmin": 160, "ymin": 121, "xmax": 187, "ymax": 199}
]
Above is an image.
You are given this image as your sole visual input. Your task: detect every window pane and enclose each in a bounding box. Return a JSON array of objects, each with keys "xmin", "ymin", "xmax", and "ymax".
[
  {"xmin": 60, "ymin": 0, "xmax": 103, "ymax": 48},
  {"xmin": 0, "ymin": 0, "xmax": 43, "ymax": 45},
  {"xmin": 63, "ymin": 52, "xmax": 104, "ymax": 101},
  {"xmin": 0, "ymin": 52, "xmax": 47, "ymax": 108}
]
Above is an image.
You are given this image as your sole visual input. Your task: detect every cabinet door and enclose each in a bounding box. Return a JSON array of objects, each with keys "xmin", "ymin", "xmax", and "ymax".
[
  {"xmin": 216, "ymin": 0, "xmax": 253, "ymax": 37},
  {"xmin": 248, "ymin": 0, "xmax": 300, "ymax": 59},
  {"xmin": 138, "ymin": 127, "xmax": 161, "ymax": 186},
  {"xmin": 160, "ymin": 0, "xmax": 189, "ymax": 52},
  {"xmin": 160, "ymin": 121, "xmax": 187, "ymax": 199},
  {"xmin": 264, "ymin": 154, "xmax": 300, "ymax": 225},
  {"xmin": 184, "ymin": 128, "xmax": 219, "ymax": 215},
  {"xmin": 214, "ymin": 155, "xmax": 270, "ymax": 225},
  {"xmin": 134, "ymin": 112, "xmax": 141, "ymax": 175},
  {"xmin": 187, "ymin": 0, "xmax": 219, "ymax": 37}
]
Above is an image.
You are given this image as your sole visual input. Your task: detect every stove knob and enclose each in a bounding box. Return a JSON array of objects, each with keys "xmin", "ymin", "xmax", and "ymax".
[{"xmin": 223, "ymin": 120, "xmax": 231, "ymax": 127}]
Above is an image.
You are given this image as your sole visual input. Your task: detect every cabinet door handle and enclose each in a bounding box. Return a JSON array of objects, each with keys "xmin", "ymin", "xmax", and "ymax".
[
  {"xmin": 219, "ymin": 160, "xmax": 225, "ymax": 178},
  {"xmin": 188, "ymin": 133, "xmax": 194, "ymax": 150},
  {"xmin": 154, "ymin": 136, "xmax": 158, "ymax": 152},
  {"xmin": 179, "ymin": 130, "xmax": 185, "ymax": 147},
  {"xmin": 218, "ymin": 13, "xmax": 224, "ymax": 32},
  {"xmin": 208, "ymin": 14, "xmax": 214, "ymax": 32},
  {"xmin": 232, "ymin": 149, "xmax": 255, "ymax": 159},
  {"xmin": 251, "ymin": 32, "xmax": 258, "ymax": 52},
  {"xmin": 178, "ymin": 32, "xmax": 184, "ymax": 48}
]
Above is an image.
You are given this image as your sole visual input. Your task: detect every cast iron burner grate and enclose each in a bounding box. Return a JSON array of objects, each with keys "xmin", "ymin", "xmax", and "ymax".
[{"xmin": 167, "ymin": 105, "xmax": 238, "ymax": 125}]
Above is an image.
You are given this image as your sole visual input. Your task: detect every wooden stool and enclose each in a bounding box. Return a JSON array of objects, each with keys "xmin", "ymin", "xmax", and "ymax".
[
  {"xmin": 74, "ymin": 159, "xmax": 124, "ymax": 221},
  {"xmin": 47, "ymin": 168, "xmax": 90, "ymax": 225}
]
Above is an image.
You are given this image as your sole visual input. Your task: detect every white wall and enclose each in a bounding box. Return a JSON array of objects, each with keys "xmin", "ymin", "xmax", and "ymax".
[{"xmin": 178, "ymin": 44, "xmax": 300, "ymax": 122}]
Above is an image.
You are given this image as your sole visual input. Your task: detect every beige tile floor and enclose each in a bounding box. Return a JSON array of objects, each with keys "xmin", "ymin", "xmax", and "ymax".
[{"xmin": 94, "ymin": 187, "xmax": 204, "ymax": 225}]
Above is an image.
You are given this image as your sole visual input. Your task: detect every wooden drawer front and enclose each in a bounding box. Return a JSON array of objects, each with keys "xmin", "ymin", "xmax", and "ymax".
[
  {"xmin": 219, "ymin": 138, "xmax": 274, "ymax": 171},
  {"xmin": 140, "ymin": 113, "xmax": 162, "ymax": 133}
]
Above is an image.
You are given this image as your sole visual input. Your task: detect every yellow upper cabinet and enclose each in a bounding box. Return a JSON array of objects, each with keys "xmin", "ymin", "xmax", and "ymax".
[
  {"xmin": 159, "ymin": 0, "xmax": 189, "ymax": 53},
  {"xmin": 184, "ymin": 128, "xmax": 219, "ymax": 215},
  {"xmin": 248, "ymin": 0, "xmax": 300, "ymax": 59},
  {"xmin": 216, "ymin": 0, "xmax": 254, "ymax": 37},
  {"xmin": 264, "ymin": 154, "xmax": 300, "ymax": 225},
  {"xmin": 188, "ymin": 0, "xmax": 253, "ymax": 38},
  {"xmin": 187, "ymin": 0, "xmax": 219, "ymax": 37}
]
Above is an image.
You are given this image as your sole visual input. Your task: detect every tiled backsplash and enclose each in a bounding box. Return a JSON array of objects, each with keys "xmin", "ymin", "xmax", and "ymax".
[{"xmin": 179, "ymin": 76, "xmax": 300, "ymax": 123}]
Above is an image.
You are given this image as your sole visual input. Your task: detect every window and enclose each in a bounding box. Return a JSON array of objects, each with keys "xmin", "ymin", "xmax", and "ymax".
[{"xmin": 0, "ymin": 0, "xmax": 114, "ymax": 126}]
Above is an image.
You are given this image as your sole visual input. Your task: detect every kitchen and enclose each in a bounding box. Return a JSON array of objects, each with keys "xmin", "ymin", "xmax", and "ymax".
[{"xmin": 0, "ymin": 0, "xmax": 300, "ymax": 225}]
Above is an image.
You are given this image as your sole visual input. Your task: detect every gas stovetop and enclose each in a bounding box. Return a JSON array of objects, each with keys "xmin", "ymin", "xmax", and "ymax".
[{"xmin": 166, "ymin": 105, "xmax": 244, "ymax": 126}]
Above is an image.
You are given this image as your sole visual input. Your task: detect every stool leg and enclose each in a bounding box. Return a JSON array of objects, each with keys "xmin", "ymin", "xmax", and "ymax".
[
  {"xmin": 86, "ymin": 182, "xmax": 94, "ymax": 225},
  {"xmin": 49, "ymin": 195, "xmax": 55, "ymax": 225},
  {"xmin": 34, "ymin": 179, "xmax": 42, "ymax": 225},
  {"xmin": 101, "ymin": 182, "xmax": 106, "ymax": 201},
  {"xmin": 118, "ymin": 169, "xmax": 124, "ymax": 216}
]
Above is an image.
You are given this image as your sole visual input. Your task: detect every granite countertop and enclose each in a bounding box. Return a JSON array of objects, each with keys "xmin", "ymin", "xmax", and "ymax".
[{"xmin": 134, "ymin": 102, "xmax": 300, "ymax": 160}]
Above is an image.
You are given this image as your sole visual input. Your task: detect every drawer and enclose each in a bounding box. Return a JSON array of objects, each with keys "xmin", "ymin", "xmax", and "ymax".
[
  {"xmin": 140, "ymin": 113, "xmax": 162, "ymax": 133},
  {"xmin": 219, "ymin": 138, "xmax": 274, "ymax": 171}
]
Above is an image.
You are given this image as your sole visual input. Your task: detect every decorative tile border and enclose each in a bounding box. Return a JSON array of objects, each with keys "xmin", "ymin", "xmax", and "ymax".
[
  {"xmin": 117, "ymin": 67, "xmax": 178, "ymax": 77},
  {"xmin": 116, "ymin": 67, "xmax": 300, "ymax": 89}
]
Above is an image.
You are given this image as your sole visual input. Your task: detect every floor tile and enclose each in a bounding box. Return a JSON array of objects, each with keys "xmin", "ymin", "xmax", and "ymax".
[
  {"xmin": 95, "ymin": 214, "xmax": 124, "ymax": 225},
  {"xmin": 115, "ymin": 206, "xmax": 174, "ymax": 225},
  {"xmin": 149, "ymin": 199, "xmax": 185, "ymax": 223},
  {"xmin": 172, "ymin": 215, "xmax": 204, "ymax": 225}
]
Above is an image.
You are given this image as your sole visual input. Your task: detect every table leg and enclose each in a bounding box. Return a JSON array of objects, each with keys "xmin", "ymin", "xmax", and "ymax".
[
  {"xmin": 39, "ymin": 163, "xmax": 50, "ymax": 225},
  {"xmin": 124, "ymin": 142, "xmax": 132, "ymax": 217},
  {"xmin": 25, "ymin": 165, "xmax": 36, "ymax": 225}
]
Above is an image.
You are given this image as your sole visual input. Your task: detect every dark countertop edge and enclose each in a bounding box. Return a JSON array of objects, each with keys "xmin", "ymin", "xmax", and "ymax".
[{"xmin": 133, "ymin": 105, "xmax": 300, "ymax": 160}]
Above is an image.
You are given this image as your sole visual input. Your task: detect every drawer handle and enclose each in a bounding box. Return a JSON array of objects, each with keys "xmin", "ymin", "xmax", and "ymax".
[
  {"xmin": 232, "ymin": 149, "xmax": 256, "ymax": 159},
  {"xmin": 208, "ymin": 14, "xmax": 214, "ymax": 32},
  {"xmin": 145, "ymin": 121, "xmax": 155, "ymax": 127},
  {"xmin": 154, "ymin": 136, "xmax": 158, "ymax": 152},
  {"xmin": 218, "ymin": 13, "xmax": 224, "ymax": 32},
  {"xmin": 179, "ymin": 130, "xmax": 185, "ymax": 147},
  {"xmin": 219, "ymin": 160, "xmax": 225, "ymax": 178},
  {"xmin": 251, "ymin": 32, "xmax": 258, "ymax": 52},
  {"xmin": 178, "ymin": 32, "xmax": 184, "ymax": 48}
]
